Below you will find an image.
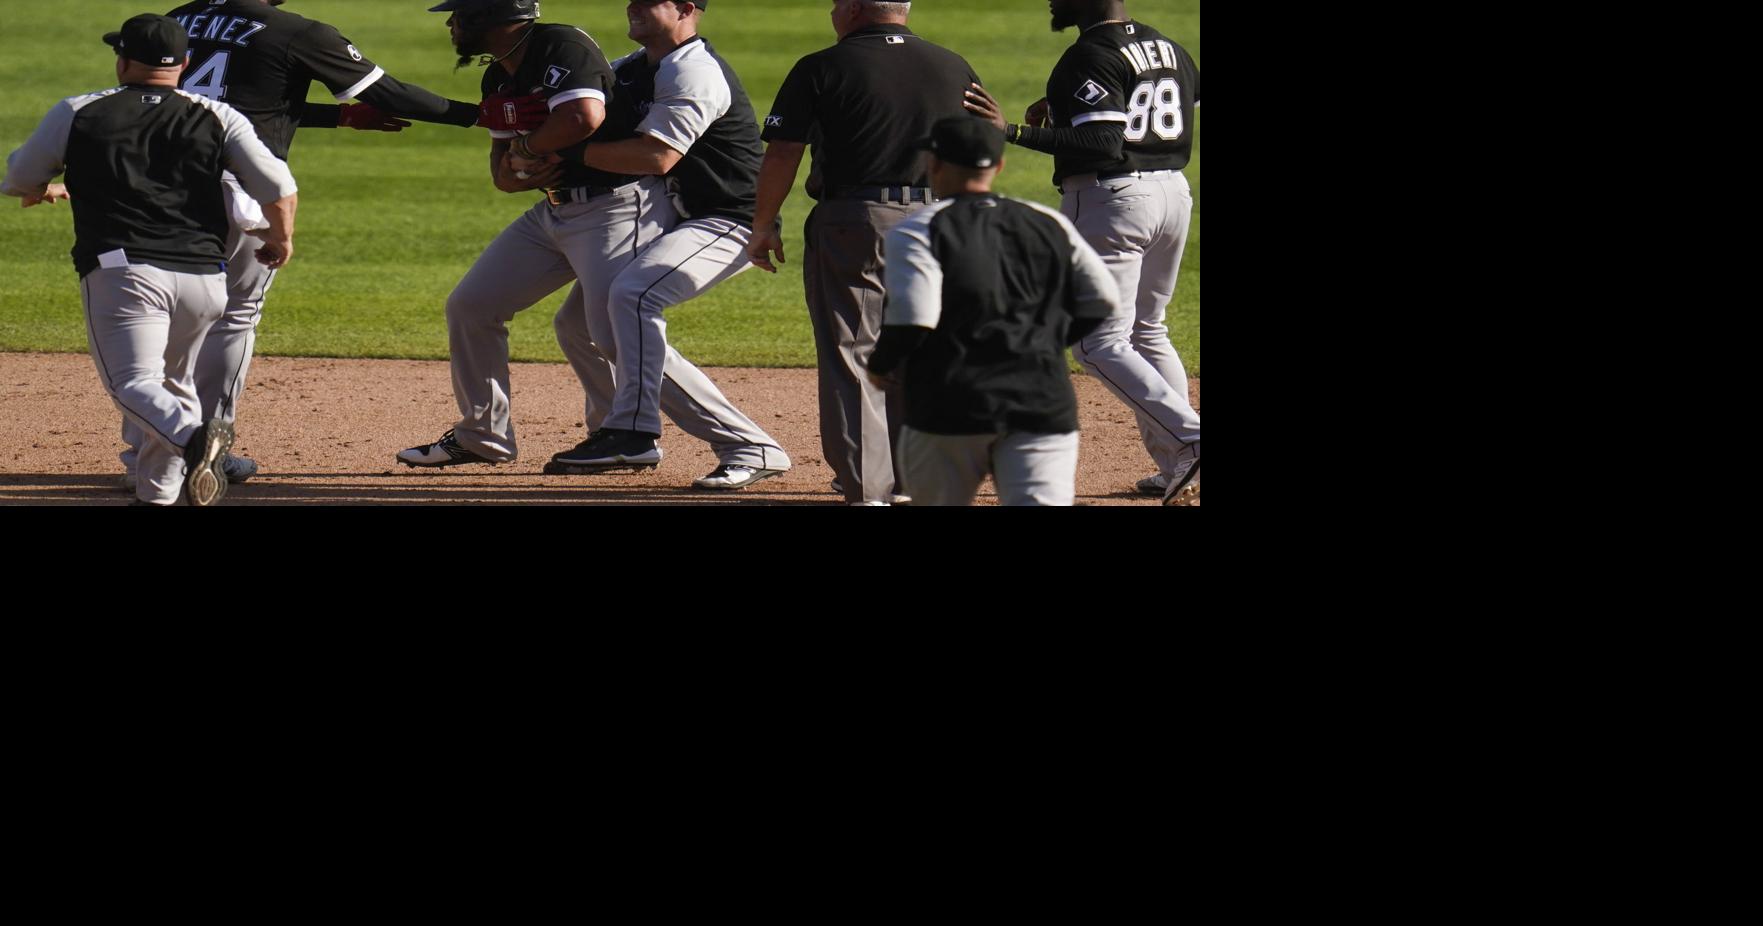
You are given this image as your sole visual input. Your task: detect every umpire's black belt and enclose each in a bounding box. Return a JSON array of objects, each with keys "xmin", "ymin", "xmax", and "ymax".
[
  {"xmin": 544, "ymin": 183, "xmax": 634, "ymax": 207},
  {"xmin": 827, "ymin": 185, "xmax": 935, "ymax": 205}
]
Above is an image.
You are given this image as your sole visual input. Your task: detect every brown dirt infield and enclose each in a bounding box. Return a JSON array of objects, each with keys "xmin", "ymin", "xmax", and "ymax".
[{"xmin": 0, "ymin": 351, "xmax": 1198, "ymax": 506}]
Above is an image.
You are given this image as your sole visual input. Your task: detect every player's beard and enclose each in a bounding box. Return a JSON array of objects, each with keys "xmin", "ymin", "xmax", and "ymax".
[
  {"xmin": 453, "ymin": 25, "xmax": 491, "ymax": 69},
  {"xmin": 1049, "ymin": 1, "xmax": 1080, "ymax": 30}
]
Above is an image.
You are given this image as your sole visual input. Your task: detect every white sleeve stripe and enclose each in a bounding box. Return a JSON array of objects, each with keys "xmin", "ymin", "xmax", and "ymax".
[
  {"xmin": 489, "ymin": 130, "xmax": 520, "ymax": 139},
  {"xmin": 548, "ymin": 88, "xmax": 605, "ymax": 109},
  {"xmin": 334, "ymin": 66, "xmax": 385, "ymax": 102},
  {"xmin": 1071, "ymin": 111, "xmax": 1129, "ymax": 126}
]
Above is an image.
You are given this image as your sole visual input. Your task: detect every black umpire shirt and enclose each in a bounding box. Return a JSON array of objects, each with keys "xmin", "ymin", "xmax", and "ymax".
[
  {"xmin": 1044, "ymin": 21, "xmax": 1200, "ymax": 186},
  {"xmin": 487, "ymin": 23, "xmax": 635, "ymax": 190},
  {"xmin": 868, "ymin": 194, "xmax": 1117, "ymax": 435},
  {"xmin": 761, "ymin": 23, "xmax": 981, "ymax": 193},
  {"xmin": 167, "ymin": 0, "xmax": 482, "ymax": 160}
]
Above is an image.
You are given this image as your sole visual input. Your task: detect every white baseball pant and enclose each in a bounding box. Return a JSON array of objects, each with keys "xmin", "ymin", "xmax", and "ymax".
[{"xmin": 896, "ymin": 427, "xmax": 1080, "ymax": 507}]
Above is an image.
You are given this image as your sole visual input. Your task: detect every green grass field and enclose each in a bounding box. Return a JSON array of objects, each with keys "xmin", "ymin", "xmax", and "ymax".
[{"xmin": 0, "ymin": 0, "xmax": 1198, "ymax": 372}]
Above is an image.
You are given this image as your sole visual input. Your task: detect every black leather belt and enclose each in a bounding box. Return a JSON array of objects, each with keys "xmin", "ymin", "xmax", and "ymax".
[
  {"xmin": 829, "ymin": 185, "xmax": 935, "ymax": 205},
  {"xmin": 544, "ymin": 185, "xmax": 626, "ymax": 206}
]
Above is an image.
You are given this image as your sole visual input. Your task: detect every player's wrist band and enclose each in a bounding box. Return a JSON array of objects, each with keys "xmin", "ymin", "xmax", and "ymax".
[
  {"xmin": 512, "ymin": 136, "xmax": 543, "ymax": 159},
  {"xmin": 1006, "ymin": 123, "xmax": 1021, "ymax": 144}
]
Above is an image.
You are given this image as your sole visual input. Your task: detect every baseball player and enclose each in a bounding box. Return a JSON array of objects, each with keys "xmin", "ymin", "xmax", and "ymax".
[
  {"xmin": 117, "ymin": 0, "xmax": 549, "ymax": 492},
  {"xmin": 397, "ymin": 0, "xmax": 681, "ymax": 469},
  {"xmin": 866, "ymin": 117, "xmax": 1116, "ymax": 506},
  {"xmin": 542, "ymin": 0, "xmax": 791, "ymax": 489},
  {"xmin": 963, "ymin": 0, "xmax": 1201, "ymax": 506},
  {"xmin": 3, "ymin": 13, "xmax": 298, "ymax": 506},
  {"xmin": 748, "ymin": 0, "xmax": 983, "ymax": 505}
]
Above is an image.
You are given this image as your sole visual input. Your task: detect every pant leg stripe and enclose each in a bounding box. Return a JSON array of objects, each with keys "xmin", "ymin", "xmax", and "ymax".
[{"xmin": 625, "ymin": 223, "xmax": 741, "ymax": 432}]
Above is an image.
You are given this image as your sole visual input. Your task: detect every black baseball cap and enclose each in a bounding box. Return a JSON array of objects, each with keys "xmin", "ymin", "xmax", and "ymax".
[
  {"xmin": 917, "ymin": 116, "xmax": 1005, "ymax": 169},
  {"xmin": 102, "ymin": 14, "xmax": 188, "ymax": 68}
]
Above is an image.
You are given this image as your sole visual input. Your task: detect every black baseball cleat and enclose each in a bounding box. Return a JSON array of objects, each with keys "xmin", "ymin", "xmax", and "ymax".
[
  {"xmin": 397, "ymin": 429, "xmax": 498, "ymax": 468},
  {"xmin": 543, "ymin": 428, "xmax": 663, "ymax": 475},
  {"xmin": 183, "ymin": 418, "xmax": 234, "ymax": 507},
  {"xmin": 1162, "ymin": 447, "xmax": 1200, "ymax": 507}
]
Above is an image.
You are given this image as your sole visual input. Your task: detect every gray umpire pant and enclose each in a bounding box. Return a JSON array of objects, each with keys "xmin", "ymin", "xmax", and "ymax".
[
  {"xmin": 84, "ymin": 264, "xmax": 226, "ymax": 504},
  {"xmin": 445, "ymin": 177, "xmax": 674, "ymax": 462},
  {"xmin": 121, "ymin": 176, "xmax": 274, "ymax": 475},
  {"xmin": 803, "ymin": 198, "xmax": 918, "ymax": 504},
  {"xmin": 1060, "ymin": 170, "xmax": 1202, "ymax": 477},
  {"xmin": 896, "ymin": 427, "xmax": 1080, "ymax": 507}
]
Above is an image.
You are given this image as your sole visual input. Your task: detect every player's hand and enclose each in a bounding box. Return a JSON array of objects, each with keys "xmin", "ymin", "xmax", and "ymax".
[
  {"xmin": 1024, "ymin": 97, "xmax": 1050, "ymax": 128},
  {"xmin": 254, "ymin": 233, "xmax": 293, "ymax": 270},
  {"xmin": 496, "ymin": 152, "xmax": 562, "ymax": 193},
  {"xmin": 747, "ymin": 226, "xmax": 786, "ymax": 273},
  {"xmin": 962, "ymin": 82, "xmax": 1008, "ymax": 132},
  {"xmin": 20, "ymin": 183, "xmax": 69, "ymax": 208},
  {"xmin": 338, "ymin": 103, "xmax": 411, "ymax": 132},
  {"xmin": 479, "ymin": 93, "xmax": 548, "ymax": 132}
]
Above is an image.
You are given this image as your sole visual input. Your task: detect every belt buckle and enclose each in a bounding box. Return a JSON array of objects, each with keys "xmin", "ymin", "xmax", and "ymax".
[{"xmin": 545, "ymin": 188, "xmax": 565, "ymax": 207}]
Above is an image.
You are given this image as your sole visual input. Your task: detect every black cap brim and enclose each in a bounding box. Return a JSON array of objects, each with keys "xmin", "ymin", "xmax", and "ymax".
[{"xmin": 101, "ymin": 32, "xmax": 123, "ymax": 49}]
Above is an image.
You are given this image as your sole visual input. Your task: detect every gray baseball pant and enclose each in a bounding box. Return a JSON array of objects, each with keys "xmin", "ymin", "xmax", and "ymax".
[
  {"xmin": 590, "ymin": 215, "xmax": 789, "ymax": 471},
  {"xmin": 896, "ymin": 427, "xmax": 1080, "ymax": 507},
  {"xmin": 83, "ymin": 264, "xmax": 226, "ymax": 505},
  {"xmin": 120, "ymin": 177, "xmax": 274, "ymax": 475},
  {"xmin": 445, "ymin": 177, "xmax": 674, "ymax": 461},
  {"xmin": 553, "ymin": 276, "xmax": 790, "ymax": 472},
  {"xmin": 1060, "ymin": 170, "xmax": 1202, "ymax": 477},
  {"xmin": 803, "ymin": 198, "xmax": 917, "ymax": 504}
]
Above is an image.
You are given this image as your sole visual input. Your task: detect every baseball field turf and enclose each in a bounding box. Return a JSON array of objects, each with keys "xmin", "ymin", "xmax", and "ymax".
[{"xmin": 0, "ymin": 0, "xmax": 1198, "ymax": 372}]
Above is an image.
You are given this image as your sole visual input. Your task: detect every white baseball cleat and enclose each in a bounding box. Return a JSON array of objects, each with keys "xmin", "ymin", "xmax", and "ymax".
[
  {"xmin": 693, "ymin": 464, "xmax": 786, "ymax": 490},
  {"xmin": 397, "ymin": 429, "xmax": 497, "ymax": 468}
]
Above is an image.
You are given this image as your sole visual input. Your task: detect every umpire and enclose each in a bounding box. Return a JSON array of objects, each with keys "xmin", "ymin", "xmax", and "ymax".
[
  {"xmin": 1, "ymin": 13, "xmax": 298, "ymax": 506},
  {"xmin": 865, "ymin": 118, "xmax": 1116, "ymax": 506},
  {"xmin": 747, "ymin": 0, "xmax": 982, "ymax": 506}
]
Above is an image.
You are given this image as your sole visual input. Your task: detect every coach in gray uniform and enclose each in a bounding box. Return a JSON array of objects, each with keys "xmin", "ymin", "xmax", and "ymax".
[
  {"xmin": 546, "ymin": 0, "xmax": 791, "ymax": 490},
  {"xmin": 866, "ymin": 118, "xmax": 1115, "ymax": 506},
  {"xmin": 2, "ymin": 13, "xmax": 298, "ymax": 506},
  {"xmin": 748, "ymin": 0, "xmax": 982, "ymax": 505}
]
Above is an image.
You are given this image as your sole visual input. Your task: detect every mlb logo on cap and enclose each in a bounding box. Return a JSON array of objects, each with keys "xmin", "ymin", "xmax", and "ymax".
[{"xmin": 102, "ymin": 13, "xmax": 189, "ymax": 69}]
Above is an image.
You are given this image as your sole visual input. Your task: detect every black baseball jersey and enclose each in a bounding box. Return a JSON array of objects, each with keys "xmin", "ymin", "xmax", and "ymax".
[
  {"xmin": 167, "ymin": 0, "xmax": 387, "ymax": 160},
  {"xmin": 872, "ymin": 195, "xmax": 1117, "ymax": 435},
  {"xmin": 0, "ymin": 86, "xmax": 296, "ymax": 277},
  {"xmin": 602, "ymin": 37, "xmax": 762, "ymax": 224},
  {"xmin": 762, "ymin": 24, "xmax": 981, "ymax": 192},
  {"xmin": 484, "ymin": 23, "xmax": 633, "ymax": 190},
  {"xmin": 1046, "ymin": 21, "xmax": 1200, "ymax": 185}
]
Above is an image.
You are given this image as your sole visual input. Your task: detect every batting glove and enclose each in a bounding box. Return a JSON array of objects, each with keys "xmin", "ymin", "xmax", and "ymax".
[{"xmin": 479, "ymin": 93, "xmax": 549, "ymax": 132}]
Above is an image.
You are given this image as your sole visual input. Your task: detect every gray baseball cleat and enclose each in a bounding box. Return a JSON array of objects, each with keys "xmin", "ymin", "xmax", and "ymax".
[
  {"xmin": 397, "ymin": 429, "xmax": 497, "ymax": 468},
  {"xmin": 183, "ymin": 418, "xmax": 234, "ymax": 507},
  {"xmin": 1135, "ymin": 472, "xmax": 1170, "ymax": 496},
  {"xmin": 828, "ymin": 477, "xmax": 910, "ymax": 504},
  {"xmin": 223, "ymin": 454, "xmax": 259, "ymax": 484},
  {"xmin": 693, "ymin": 464, "xmax": 786, "ymax": 490},
  {"xmin": 544, "ymin": 428, "xmax": 662, "ymax": 474}
]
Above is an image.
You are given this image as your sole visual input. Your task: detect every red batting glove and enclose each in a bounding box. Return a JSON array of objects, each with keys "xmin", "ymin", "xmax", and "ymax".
[
  {"xmin": 338, "ymin": 103, "xmax": 411, "ymax": 132},
  {"xmin": 478, "ymin": 93, "xmax": 549, "ymax": 132}
]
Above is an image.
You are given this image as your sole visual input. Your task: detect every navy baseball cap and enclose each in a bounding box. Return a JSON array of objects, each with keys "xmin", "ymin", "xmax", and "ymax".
[
  {"xmin": 103, "ymin": 14, "xmax": 188, "ymax": 68},
  {"xmin": 917, "ymin": 116, "xmax": 1005, "ymax": 169}
]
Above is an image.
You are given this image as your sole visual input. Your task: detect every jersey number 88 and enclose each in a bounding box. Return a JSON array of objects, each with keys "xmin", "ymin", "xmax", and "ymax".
[{"xmin": 1124, "ymin": 78, "xmax": 1182, "ymax": 143}]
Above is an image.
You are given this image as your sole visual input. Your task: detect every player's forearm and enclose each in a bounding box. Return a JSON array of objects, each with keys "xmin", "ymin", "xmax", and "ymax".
[
  {"xmin": 1007, "ymin": 122, "xmax": 1123, "ymax": 160},
  {"xmin": 517, "ymin": 100, "xmax": 604, "ymax": 159},
  {"xmin": 356, "ymin": 75, "xmax": 479, "ymax": 127},
  {"xmin": 582, "ymin": 134, "xmax": 682, "ymax": 176},
  {"xmin": 261, "ymin": 193, "xmax": 297, "ymax": 241},
  {"xmin": 751, "ymin": 141, "xmax": 806, "ymax": 231}
]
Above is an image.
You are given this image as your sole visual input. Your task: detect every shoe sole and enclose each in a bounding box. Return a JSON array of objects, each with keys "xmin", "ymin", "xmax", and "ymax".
[
  {"xmin": 692, "ymin": 468, "xmax": 786, "ymax": 491},
  {"xmin": 1162, "ymin": 460, "xmax": 1200, "ymax": 507},
  {"xmin": 186, "ymin": 420, "xmax": 234, "ymax": 507},
  {"xmin": 396, "ymin": 457, "xmax": 498, "ymax": 468},
  {"xmin": 543, "ymin": 460, "xmax": 661, "ymax": 476}
]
